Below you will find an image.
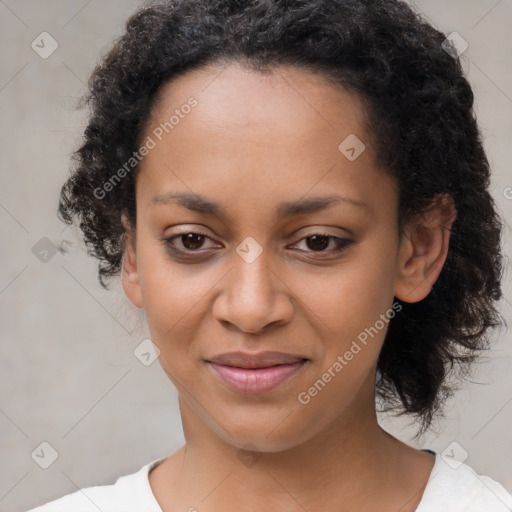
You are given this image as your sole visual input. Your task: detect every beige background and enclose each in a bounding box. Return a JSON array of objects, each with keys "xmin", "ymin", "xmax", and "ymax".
[{"xmin": 0, "ymin": 1, "xmax": 511, "ymax": 511}]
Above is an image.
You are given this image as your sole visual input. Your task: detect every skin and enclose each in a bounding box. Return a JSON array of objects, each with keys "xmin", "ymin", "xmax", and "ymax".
[{"xmin": 121, "ymin": 62, "xmax": 456, "ymax": 512}]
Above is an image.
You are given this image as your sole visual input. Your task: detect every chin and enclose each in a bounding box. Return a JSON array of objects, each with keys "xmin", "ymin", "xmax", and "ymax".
[{"xmin": 212, "ymin": 409, "xmax": 322, "ymax": 454}]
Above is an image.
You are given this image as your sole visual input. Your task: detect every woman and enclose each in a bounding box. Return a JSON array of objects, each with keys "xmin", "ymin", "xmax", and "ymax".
[{"xmin": 26, "ymin": 0, "xmax": 512, "ymax": 510}]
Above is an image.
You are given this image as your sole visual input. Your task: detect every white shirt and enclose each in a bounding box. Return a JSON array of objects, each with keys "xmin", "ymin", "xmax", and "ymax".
[{"xmin": 25, "ymin": 453, "xmax": 512, "ymax": 511}]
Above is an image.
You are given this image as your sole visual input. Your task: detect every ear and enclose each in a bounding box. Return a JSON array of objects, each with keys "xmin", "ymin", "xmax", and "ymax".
[
  {"xmin": 394, "ymin": 194, "xmax": 457, "ymax": 303},
  {"xmin": 121, "ymin": 214, "xmax": 144, "ymax": 309}
]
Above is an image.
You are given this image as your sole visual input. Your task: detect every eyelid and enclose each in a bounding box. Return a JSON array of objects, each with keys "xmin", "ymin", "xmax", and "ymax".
[{"xmin": 288, "ymin": 224, "xmax": 355, "ymax": 241}]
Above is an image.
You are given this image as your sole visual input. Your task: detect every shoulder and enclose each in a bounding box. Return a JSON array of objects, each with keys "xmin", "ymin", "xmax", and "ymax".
[
  {"xmin": 417, "ymin": 453, "xmax": 512, "ymax": 512},
  {"xmin": 24, "ymin": 458, "xmax": 165, "ymax": 512}
]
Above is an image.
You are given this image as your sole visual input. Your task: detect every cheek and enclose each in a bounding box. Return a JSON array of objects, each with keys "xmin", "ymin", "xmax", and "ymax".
[
  {"xmin": 292, "ymin": 266, "xmax": 394, "ymax": 428},
  {"xmin": 137, "ymin": 242, "xmax": 213, "ymax": 346},
  {"xmin": 292, "ymin": 236, "xmax": 398, "ymax": 406},
  {"xmin": 294, "ymin": 246, "xmax": 397, "ymax": 347}
]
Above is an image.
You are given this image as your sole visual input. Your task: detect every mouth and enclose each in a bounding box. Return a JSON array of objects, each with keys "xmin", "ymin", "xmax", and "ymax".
[{"xmin": 205, "ymin": 351, "xmax": 309, "ymax": 395}]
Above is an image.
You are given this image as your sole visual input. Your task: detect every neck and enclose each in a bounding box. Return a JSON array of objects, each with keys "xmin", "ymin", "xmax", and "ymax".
[{"xmin": 151, "ymin": 377, "xmax": 433, "ymax": 511}]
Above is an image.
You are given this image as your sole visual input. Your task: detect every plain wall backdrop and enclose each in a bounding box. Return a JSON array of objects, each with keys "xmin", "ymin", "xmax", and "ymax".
[{"xmin": 0, "ymin": 1, "xmax": 511, "ymax": 511}]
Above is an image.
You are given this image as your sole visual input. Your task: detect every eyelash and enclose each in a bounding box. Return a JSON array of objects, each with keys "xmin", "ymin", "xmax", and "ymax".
[{"xmin": 161, "ymin": 231, "xmax": 354, "ymax": 259}]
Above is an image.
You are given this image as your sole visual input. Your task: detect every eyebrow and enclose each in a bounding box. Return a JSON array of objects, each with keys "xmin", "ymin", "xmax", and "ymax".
[{"xmin": 149, "ymin": 192, "xmax": 368, "ymax": 217}]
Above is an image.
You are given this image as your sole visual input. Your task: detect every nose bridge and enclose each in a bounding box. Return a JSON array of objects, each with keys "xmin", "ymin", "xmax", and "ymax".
[{"xmin": 232, "ymin": 237, "xmax": 276, "ymax": 306}]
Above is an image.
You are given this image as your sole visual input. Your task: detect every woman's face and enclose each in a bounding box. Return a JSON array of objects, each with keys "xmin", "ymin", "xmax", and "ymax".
[{"xmin": 122, "ymin": 62, "xmax": 405, "ymax": 452}]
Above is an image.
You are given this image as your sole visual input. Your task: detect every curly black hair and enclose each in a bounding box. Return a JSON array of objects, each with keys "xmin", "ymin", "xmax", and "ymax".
[{"xmin": 58, "ymin": 0, "xmax": 504, "ymax": 433}]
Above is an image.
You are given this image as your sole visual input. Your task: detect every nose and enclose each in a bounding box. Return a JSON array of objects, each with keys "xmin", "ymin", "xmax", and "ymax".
[{"xmin": 212, "ymin": 246, "xmax": 294, "ymax": 335}]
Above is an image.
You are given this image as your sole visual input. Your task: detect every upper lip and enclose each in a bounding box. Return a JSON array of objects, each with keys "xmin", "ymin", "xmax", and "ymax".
[{"xmin": 206, "ymin": 351, "xmax": 308, "ymax": 369}]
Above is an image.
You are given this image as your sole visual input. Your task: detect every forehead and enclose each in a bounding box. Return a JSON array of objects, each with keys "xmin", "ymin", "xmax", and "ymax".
[
  {"xmin": 147, "ymin": 61, "xmax": 369, "ymax": 147},
  {"xmin": 136, "ymin": 62, "xmax": 395, "ymax": 223}
]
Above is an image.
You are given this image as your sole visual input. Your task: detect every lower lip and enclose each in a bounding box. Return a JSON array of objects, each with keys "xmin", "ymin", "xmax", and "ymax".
[{"xmin": 207, "ymin": 361, "xmax": 306, "ymax": 395}]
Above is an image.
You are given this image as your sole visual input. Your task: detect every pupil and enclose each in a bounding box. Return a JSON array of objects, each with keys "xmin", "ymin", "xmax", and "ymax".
[
  {"xmin": 183, "ymin": 233, "xmax": 204, "ymax": 250},
  {"xmin": 307, "ymin": 235, "xmax": 329, "ymax": 251}
]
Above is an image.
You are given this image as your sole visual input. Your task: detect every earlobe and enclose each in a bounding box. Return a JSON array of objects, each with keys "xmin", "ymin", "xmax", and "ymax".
[
  {"xmin": 121, "ymin": 215, "xmax": 144, "ymax": 309},
  {"xmin": 394, "ymin": 194, "xmax": 456, "ymax": 303}
]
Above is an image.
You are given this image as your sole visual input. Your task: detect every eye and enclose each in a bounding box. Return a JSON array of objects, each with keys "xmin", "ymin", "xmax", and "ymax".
[
  {"xmin": 290, "ymin": 233, "xmax": 354, "ymax": 255},
  {"xmin": 161, "ymin": 230, "xmax": 354, "ymax": 260},
  {"xmin": 162, "ymin": 231, "xmax": 218, "ymax": 255}
]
